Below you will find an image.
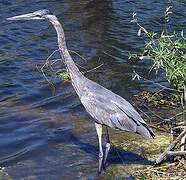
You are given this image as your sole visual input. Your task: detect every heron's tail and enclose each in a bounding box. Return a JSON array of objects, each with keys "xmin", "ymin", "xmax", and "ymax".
[{"xmin": 136, "ymin": 123, "xmax": 155, "ymax": 139}]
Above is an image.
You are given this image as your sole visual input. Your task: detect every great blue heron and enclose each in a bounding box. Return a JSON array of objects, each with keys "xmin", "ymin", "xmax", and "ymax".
[{"xmin": 7, "ymin": 10, "xmax": 155, "ymax": 173}]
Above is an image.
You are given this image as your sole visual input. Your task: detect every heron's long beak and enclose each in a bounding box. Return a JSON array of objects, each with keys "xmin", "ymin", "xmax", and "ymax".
[{"xmin": 7, "ymin": 13, "xmax": 43, "ymax": 21}]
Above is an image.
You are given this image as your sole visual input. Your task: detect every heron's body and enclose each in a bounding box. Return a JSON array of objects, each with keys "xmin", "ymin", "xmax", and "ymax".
[
  {"xmin": 81, "ymin": 81, "xmax": 154, "ymax": 137},
  {"xmin": 7, "ymin": 10, "xmax": 155, "ymax": 173}
]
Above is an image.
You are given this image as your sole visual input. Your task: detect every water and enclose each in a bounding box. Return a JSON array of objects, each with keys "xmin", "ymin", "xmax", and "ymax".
[{"xmin": 0, "ymin": 0, "xmax": 185, "ymax": 179}]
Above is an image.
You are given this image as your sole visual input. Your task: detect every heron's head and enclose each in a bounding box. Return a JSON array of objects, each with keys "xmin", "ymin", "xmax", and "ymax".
[{"xmin": 7, "ymin": 9, "xmax": 54, "ymax": 21}]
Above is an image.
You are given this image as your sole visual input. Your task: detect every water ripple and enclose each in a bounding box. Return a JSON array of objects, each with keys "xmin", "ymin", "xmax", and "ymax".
[{"xmin": 0, "ymin": 0, "xmax": 185, "ymax": 179}]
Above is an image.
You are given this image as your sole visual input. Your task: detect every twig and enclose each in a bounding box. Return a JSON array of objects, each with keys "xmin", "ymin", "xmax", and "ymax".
[
  {"xmin": 135, "ymin": 106, "xmax": 151, "ymax": 119},
  {"xmin": 41, "ymin": 49, "xmax": 88, "ymax": 74},
  {"xmin": 156, "ymin": 128, "xmax": 186, "ymax": 164},
  {"xmin": 172, "ymin": 125, "xmax": 186, "ymax": 151},
  {"xmin": 40, "ymin": 64, "xmax": 52, "ymax": 85},
  {"xmin": 75, "ymin": 63, "xmax": 87, "ymax": 70},
  {"xmin": 69, "ymin": 50, "xmax": 87, "ymax": 62},
  {"xmin": 135, "ymin": 106, "xmax": 168, "ymax": 132},
  {"xmin": 151, "ymin": 87, "xmax": 167, "ymax": 98},
  {"xmin": 48, "ymin": 59, "xmax": 63, "ymax": 71},
  {"xmin": 166, "ymin": 151, "xmax": 186, "ymax": 156},
  {"xmin": 172, "ymin": 126, "xmax": 186, "ymax": 131},
  {"xmin": 37, "ymin": 48, "xmax": 104, "ymax": 89},
  {"xmin": 38, "ymin": 49, "xmax": 62, "ymax": 84},
  {"xmin": 142, "ymin": 104, "xmax": 165, "ymax": 121},
  {"xmin": 133, "ymin": 71, "xmax": 182, "ymax": 93},
  {"xmin": 156, "ymin": 111, "xmax": 186, "ymax": 126},
  {"xmin": 45, "ymin": 49, "xmax": 61, "ymax": 70},
  {"xmin": 84, "ymin": 63, "xmax": 104, "ymax": 74},
  {"xmin": 181, "ymin": 134, "xmax": 186, "ymax": 151},
  {"xmin": 163, "ymin": 110, "xmax": 186, "ymax": 123},
  {"xmin": 150, "ymin": 124, "xmax": 168, "ymax": 133}
]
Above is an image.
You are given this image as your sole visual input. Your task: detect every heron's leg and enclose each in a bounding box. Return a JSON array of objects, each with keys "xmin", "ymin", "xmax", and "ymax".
[
  {"xmin": 95, "ymin": 122, "xmax": 103, "ymax": 173},
  {"xmin": 103, "ymin": 126, "xmax": 110, "ymax": 168}
]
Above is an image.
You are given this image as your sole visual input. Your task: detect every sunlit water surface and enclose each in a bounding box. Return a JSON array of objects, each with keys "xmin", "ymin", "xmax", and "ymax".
[{"xmin": 0, "ymin": 0, "xmax": 186, "ymax": 179}]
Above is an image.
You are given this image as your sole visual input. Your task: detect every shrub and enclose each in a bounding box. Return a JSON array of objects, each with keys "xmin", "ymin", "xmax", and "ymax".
[{"xmin": 131, "ymin": 6, "xmax": 186, "ymax": 104}]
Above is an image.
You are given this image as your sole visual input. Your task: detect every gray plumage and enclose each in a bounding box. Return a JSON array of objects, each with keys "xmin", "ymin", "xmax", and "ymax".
[
  {"xmin": 7, "ymin": 9, "xmax": 155, "ymax": 173},
  {"xmin": 81, "ymin": 81, "xmax": 155, "ymax": 138}
]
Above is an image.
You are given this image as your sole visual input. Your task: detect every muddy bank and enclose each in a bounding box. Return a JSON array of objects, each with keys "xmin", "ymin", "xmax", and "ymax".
[{"xmin": 98, "ymin": 130, "xmax": 173, "ymax": 179}]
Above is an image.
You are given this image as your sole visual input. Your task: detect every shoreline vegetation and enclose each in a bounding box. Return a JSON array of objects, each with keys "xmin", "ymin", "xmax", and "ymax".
[
  {"xmin": 130, "ymin": 6, "xmax": 186, "ymax": 105},
  {"xmin": 127, "ymin": 6, "xmax": 186, "ymax": 179}
]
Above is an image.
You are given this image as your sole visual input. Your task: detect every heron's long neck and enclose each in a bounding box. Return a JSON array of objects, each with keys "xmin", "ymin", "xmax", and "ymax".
[
  {"xmin": 51, "ymin": 19, "xmax": 81, "ymax": 75},
  {"xmin": 50, "ymin": 17, "xmax": 85, "ymax": 96}
]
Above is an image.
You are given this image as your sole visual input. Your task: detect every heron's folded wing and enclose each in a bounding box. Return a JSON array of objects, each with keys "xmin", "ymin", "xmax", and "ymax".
[
  {"xmin": 111, "ymin": 94, "xmax": 146, "ymax": 125},
  {"xmin": 84, "ymin": 81, "xmax": 146, "ymax": 125},
  {"xmin": 111, "ymin": 96, "xmax": 155, "ymax": 138},
  {"xmin": 81, "ymin": 92, "xmax": 138, "ymax": 132}
]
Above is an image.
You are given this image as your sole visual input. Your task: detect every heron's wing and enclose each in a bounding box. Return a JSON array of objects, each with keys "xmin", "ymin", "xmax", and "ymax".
[
  {"xmin": 80, "ymin": 81, "xmax": 155, "ymax": 139},
  {"xmin": 85, "ymin": 82, "xmax": 146, "ymax": 125},
  {"xmin": 80, "ymin": 91, "xmax": 138, "ymax": 132},
  {"xmin": 113, "ymin": 92, "xmax": 156, "ymax": 137},
  {"xmin": 111, "ymin": 93, "xmax": 146, "ymax": 124}
]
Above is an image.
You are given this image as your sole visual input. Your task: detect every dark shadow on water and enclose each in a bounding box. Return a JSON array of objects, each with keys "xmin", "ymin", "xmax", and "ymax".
[{"xmin": 51, "ymin": 129, "xmax": 153, "ymax": 166}]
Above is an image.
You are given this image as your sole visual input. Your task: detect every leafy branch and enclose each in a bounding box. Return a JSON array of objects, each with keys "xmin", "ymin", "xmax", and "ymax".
[{"xmin": 131, "ymin": 7, "xmax": 186, "ymax": 104}]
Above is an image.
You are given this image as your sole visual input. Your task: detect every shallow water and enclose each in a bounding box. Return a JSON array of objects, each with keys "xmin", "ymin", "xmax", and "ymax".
[{"xmin": 0, "ymin": 0, "xmax": 186, "ymax": 179}]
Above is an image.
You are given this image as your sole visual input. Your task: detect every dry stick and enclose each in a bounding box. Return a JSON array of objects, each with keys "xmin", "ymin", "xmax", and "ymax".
[
  {"xmin": 164, "ymin": 110, "xmax": 186, "ymax": 123},
  {"xmin": 156, "ymin": 110, "xmax": 186, "ymax": 126},
  {"xmin": 135, "ymin": 106, "xmax": 151, "ymax": 119},
  {"xmin": 46, "ymin": 49, "xmax": 61, "ymax": 65},
  {"xmin": 46, "ymin": 49, "xmax": 101, "ymax": 73},
  {"xmin": 50, "ymin": 58, "xmax": 103, "ymax": 75},
  {"xmin": 156, "ymin": 128, "xmax": 186, "ymax": 164},
  {"xmin": 172, "ymin": 125, "xmax": 186, "ymax": 151},
  {"xmin": 69, "ymin": 50, "xmax": 87, "ymax": 62},
  {"xmin": 136, "ymin": 99, "xmax": 185, "ymax": 129},
  {"xmin": 44, "ymin": 49, "xmax": 61, "ymax": 71},
  {"xmin": 172, "ymin": 126, "xmax": 186, "ymax": 131},
  {"xmin": 181, "ymin": 86, "xmax": 186, "ymax": 151},
  {"xmin": 39, "ymin": 49, "xmax": 103, "ymax": 86},
  {"xmin": 39, "ymin": 49, "xmax": 83, "ymax": 82},
  {"xmin": 84, "ymin": 63, "xmax": 104, "ymax": 74},
  {"xmin": 49, "ymin": 59, "xmax": 63, "ymax": 71},
  {"xmin": 167, "ymin": 151, "xmax": 186, "ymax": 156},
  {"xmin": 136, "ymin": 106, "xmax": 168, "ymax": 133},
  {"xmin": 50, "ymin": 58, "xmax": 88, "ymax": 72},
  {"xmin": 151, "ymin": 87, "xmax": 166, "ymax": 98},
  {"xmin": 38, "ymin": 49, "xmax": 62, "ymax": 85},
  {"xmin": 181, "ymin": 133, "xmax": 186, "ymax": 151},
  {"xmin": 142, "ymin": 103, "xmax": 165, "ymax": 121},
  {"xmin": 145, "ymin": 108, "xmax": 186, "ymax": 126},
  {"xmin": 133, "ymin": 71, "xmax": 182, "ymax": 93},
  {"xmin": 149, "ymin": 124, "xmax": 168, "ymax": 133}
]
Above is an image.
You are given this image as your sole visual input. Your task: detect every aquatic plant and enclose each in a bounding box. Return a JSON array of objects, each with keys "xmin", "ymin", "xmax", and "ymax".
[{"xmin": 56, "ymin": 69, "xmax": 71, "ymax": 83}]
